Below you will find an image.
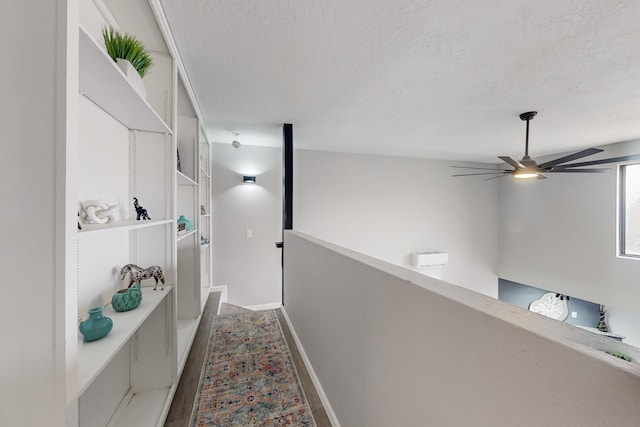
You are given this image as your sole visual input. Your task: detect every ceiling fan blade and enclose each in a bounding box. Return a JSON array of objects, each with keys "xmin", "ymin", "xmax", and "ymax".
[
  {"xmin": 538, "ymin": 148, "xmax": 603, "ymax": 169},
  {"xmin": 452, "ymin": 172, "xmax": 509, "ymax": 177},
  {"xmin": 546, "ymin": 168, "xmax": 609, "ymax": 173},
  {"xmin": 555, "ymin": 153, "xmax": 640, "ymax": 168},
  {"xmin": 484, "ymin": 174, "xmax": 508, "ymax": 181},
  {"xmin": 451, "ymin": 166, "xmax": 505, "ymax": 171},
  {"xmin": 498, "ymin": 156, "xmax": 525, "ymax": 169}
]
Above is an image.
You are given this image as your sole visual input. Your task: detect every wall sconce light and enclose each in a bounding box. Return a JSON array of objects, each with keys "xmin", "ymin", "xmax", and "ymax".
[{"xmin": 243, "ymin": 175, "xmax": 256, "ymax": 184}]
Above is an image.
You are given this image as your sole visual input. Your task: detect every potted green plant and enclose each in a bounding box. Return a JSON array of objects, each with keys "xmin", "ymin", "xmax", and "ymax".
[{"xmin": 102, "ymin": 27, "xmax": 153, "ymax": 98}]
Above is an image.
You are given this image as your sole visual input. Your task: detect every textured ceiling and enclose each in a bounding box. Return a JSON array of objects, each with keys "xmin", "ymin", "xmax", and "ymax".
[{"xmin": 160, "ymin": 0, "xmax": 640, "ymax": 162}]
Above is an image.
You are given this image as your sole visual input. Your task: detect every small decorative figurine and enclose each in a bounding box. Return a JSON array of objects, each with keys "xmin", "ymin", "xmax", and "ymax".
[
  {"xmin": 597, "ymin": 304, "xmax": 608, "ymax": 332},
  {"xmin": 80, "ymin": 200, "xmax": 119, "ymax": 224},
  {"xmin": 201, "ymin": 204, "xmax": 206, "ymax": 215},
  {"xmin": 133, "ymin": 197, "xmax": 151, "ymax": 220},
  {"xmin": 177, "ymin": 215, "xmax": 193, "ymax": 232},
  {"xmin": 120, "ymin": 264, "xmax": 165, "ymax": 290}
]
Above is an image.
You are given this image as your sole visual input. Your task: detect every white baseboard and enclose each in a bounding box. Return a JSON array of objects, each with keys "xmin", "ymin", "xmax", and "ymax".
[
  {"xmin": 210, "ymin": 285, "xmax": 227, "ymax": 302},
  {"xmin": 280, "ymin": 307, "xmax": 340, "ymax": 427},
  {"xmin": 244, "ymin": 302, "xmax": 282, "ymax": 311}
]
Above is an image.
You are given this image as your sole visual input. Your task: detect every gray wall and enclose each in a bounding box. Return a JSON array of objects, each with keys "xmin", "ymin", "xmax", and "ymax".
[
  {"xmin": 212, "ymin": 143, "xmax": 282, "ymax": 306},
  {"xmin": 1, "ymin": 1, "xmax": 70, "ymax": 424},
  {"xmin": 498, "ymin": 139, "xmax": 640, "ymax": 346},
  {"xmin": 499, "ymin": 278, "xmax": 600, "ymax": 327},
  {"xmin": 284, "ymin": 231, "xmax": 640, "ymax": 427},
  {"xmin": 293, "ymin": 149, "xmax": 500, "ymax": 297}
]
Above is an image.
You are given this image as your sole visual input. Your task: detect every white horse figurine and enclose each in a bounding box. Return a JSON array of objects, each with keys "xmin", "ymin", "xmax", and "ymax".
[{"xmin": 120, "ymin": 264, "xmax": 165, "ymax": 290}]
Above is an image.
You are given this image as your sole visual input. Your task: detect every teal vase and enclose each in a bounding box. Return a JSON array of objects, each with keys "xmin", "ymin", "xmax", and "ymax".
[
  {"xmin": 111, "ymin": 283, "xmax": 142, "ymax": 312},
  {"xmin": 177, "ymin": 215, "xmax": 193, "ymax": 231},
  {"xmin": 79, "ymin": 307, "xmax": 113, "ymax": 342}
]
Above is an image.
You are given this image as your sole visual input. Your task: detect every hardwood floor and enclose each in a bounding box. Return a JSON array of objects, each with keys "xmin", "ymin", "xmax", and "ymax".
[
  {"xmin": 164, "ymin": 294, "xmax": 331, "ymax": 426},
  {"xmin": 165, "ymin": 291, "xmax": 221, "ymax": 427},
  {"xmin": 276, "ymin": 310, "xmax": 332, "ymax": 427}
]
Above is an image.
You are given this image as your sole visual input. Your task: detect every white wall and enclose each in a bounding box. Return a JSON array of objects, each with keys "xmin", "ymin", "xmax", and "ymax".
[
  {"xmin": 284, "ymin": 231, "xmax": 640, "ymax": 427},
  {"xmin": 294, "ymin": 149, "xmax": 499, "ymax": 297},
  {"xmin": 0, "ymin": 1, "xmax": 76, "ymax": 425},
  {"xmin": 212, "ymin": 143, "xmax": 282, "ymax": 306},
  {"xmin": 498, "ymin": 140, "xmax": 640, "ymax": 346}
]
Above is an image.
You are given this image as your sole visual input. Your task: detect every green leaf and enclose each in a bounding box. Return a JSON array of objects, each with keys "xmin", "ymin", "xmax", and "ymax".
[{"xmin": 102, "ymin": 26, "xmax": 153, "ymax": 78}]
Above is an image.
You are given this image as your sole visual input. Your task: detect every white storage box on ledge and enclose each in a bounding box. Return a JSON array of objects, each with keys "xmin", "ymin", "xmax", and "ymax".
[{"xmin": 411, "ymin": 251, "xmax": 448, "ymax": 268}]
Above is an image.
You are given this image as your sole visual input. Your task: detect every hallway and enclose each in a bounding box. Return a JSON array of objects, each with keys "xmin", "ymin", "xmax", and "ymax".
[{"xmin": 165, "ymin": 293, "xmax": 330, "ymax": 426}]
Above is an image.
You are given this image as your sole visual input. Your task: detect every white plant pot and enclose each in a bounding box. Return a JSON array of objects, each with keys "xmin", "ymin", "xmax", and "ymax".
[{"xmin": 116, "ymin": 58, "xmax": 147, "ymax": 99}]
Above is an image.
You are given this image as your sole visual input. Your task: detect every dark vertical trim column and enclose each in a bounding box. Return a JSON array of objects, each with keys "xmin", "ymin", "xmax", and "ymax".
[
  {"xmin": 282, "ymin": 123, "xmax": 293, "ymax": 306},
  {"xmin": 283, "ymin": 123, "xmax": 293, "ymax": 230},
  {"xmin": 620, "ymin": 165, "xmax": 627, "ymax": 255}
]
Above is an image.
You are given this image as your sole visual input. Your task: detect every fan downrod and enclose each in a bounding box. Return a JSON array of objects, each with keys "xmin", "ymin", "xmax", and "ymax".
[{"xmin": 520, "ymin": 111, "xmax": 537, "ymax": 121}]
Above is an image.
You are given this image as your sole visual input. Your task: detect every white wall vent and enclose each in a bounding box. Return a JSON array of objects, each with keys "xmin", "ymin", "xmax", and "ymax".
[{"xmin": 411, "ymin": 251, "xmax": 448, "ymax": 268}]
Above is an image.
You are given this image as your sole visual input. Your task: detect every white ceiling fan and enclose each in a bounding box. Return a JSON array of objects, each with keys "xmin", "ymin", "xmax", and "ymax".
[{"xmin": 453, "ymin": 111, "xmax": 640, "ymax": 180}]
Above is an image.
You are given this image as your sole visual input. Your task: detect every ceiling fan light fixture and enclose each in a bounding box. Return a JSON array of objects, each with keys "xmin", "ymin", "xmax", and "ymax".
[
  {"xmin": 451, "ymin": 110, "xmax": 640, "ymax": 180},
  {"xmin": 513, "ymin": 168, "xmax": 539, "ymax": 179}
]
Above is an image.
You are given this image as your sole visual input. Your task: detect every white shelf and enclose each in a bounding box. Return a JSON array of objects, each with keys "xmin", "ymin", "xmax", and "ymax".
[
  {"xmin": 177, "ymin": 171, "xmax": 197, "ymax": 186},
  {"xmin": 176, "ymin": 317, "xmax": 200, "ymax": 376},
  {"xmin": 79, "ymin": 27, "xmax": 171, "ymax": 134},
  {"xmin": 177, "ymin": 229, "xmax": 197, "ymax": 241},
  {"xmin": 79, "ymin": 219, "xmax": 172, "ymax": 237},
  {"xmin": 77, "ymin": 286, "xmax": 173, "ymax": 396},
  {"xmin": 200, "ymin": 243, "xmax": 210, "ymax": 251},
  {"xmin": 108, "ymin": 387, "xmax": 171, "ymax": 427},
  {"xmin": 200, "ymin": 213, "xmax": 211, "ymax": 217},
  {"xmin": 576, "ymin": 325, "xmax": 625, "ymax": 340}
]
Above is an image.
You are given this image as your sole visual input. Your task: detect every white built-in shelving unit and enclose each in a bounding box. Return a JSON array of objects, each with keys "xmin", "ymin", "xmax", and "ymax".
[
  {"xmin": 77, "ymin": 286, "xmax": 173, "ymax": 396},
  {"xmin": 79, "ymin": 26, "xmax": 171, "ymax": 134},
  {"xmin": 69, "ymin": 1, "xmax": 212, "ymax": 426},
  {"xmin": 200, "ymin": 135, "xmax": 213, "ymax": 311},
  {"xmin": 175, "ymin": 74, "xmax": 204, "ymax": 373}
]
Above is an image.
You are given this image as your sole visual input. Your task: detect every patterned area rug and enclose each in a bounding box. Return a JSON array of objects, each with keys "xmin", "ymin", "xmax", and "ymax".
[{"xmin": 191, "ymin": 310, "xmax": 316, "ymax": 426}]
